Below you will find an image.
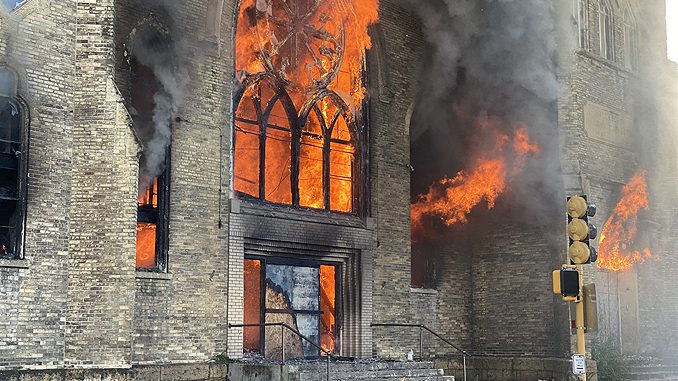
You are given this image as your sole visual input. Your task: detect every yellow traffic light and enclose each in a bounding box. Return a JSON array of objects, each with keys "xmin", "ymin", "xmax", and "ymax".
[
  {"xmin": 566, "ymin": 196, "xmax": 588, "ymax": 218},
  {"xmin": 568, "ymin": 242, "xmax": 590, "ymax": 264},
  {"xmin": 566, "ymin": 195, "xmax": 597, "ymax": 265}
]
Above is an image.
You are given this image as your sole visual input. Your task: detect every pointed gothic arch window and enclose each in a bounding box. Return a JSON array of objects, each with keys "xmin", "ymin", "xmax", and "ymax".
[
  {"xmin": 233, "ymin": 0, "xmax": 375, "ymax": 215},
  {"xmin": 623, "ymin": 7, "xmax": 638, "ymax": 71},
  {"xmin": 0, "ymin": 66, "xmax": 27, "ymax": 260},
  {"xmin": 598, "ymin": 0, "xmax": 614, "ymax": 60},
  {"xmin": 573, "ymin": 0, "xmax": 589, "ymax": 50}
]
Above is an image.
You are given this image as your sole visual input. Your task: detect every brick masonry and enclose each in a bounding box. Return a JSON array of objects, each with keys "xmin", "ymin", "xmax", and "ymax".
[{"xmin": 0, "ymin": 0, "xmax": 674, "ymax": 377}]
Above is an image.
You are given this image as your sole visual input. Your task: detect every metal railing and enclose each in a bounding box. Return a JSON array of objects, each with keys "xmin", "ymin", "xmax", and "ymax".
[
  {"xmin": 371, "ymin": 322, "xmax": 470, "ymax": 381},
  {"xmin": 228, "ymin": 323, "xmax": 333, "ymax": 381}
]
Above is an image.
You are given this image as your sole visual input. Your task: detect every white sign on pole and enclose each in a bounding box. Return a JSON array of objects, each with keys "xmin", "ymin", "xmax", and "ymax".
[{"xmin": 572, "ymin": 354, "xmax": 586, "ymax": 375}]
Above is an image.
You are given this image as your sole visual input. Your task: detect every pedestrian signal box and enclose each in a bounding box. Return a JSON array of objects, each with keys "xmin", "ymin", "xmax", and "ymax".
[{"xmin": 552, "ymin": 268, "xmax": 580, "ymax": 301}]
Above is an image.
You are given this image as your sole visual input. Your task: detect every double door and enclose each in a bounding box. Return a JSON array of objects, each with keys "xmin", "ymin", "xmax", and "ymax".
[{"xmin": 244, "ymin": 257, "xmax": 340, "ymax": 358}]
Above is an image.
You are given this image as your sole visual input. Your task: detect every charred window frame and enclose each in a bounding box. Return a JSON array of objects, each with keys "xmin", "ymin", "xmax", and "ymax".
[
  {"xmin": 598, "ymin": 0, "xmax": 614, "ymax": 60},
  {"xmin": 136, "ymin": 151, "xmax": 170, "ymax": 272},
  {"xmin": 622, "ymin": 9, "xmax": 638, "ymax": 71},
  {"xmin": 0, "ymin": 67, "xmax": 28, "ymax": 260},
  {"xmin": 130, "ymin": 56, "xmax": 171, "ymax": 272},
  {"xmin": 573, "ymin": 0, "xmax": 590, "ymax": 50},
  {"xmin": 233, "ymin": 81, "xmax": 367, "ymax": 215}
]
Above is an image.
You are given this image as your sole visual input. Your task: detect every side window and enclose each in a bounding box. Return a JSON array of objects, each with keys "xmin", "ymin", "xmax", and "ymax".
[
  {"xmin": 574, "ymin": 0, "xmax": 589, "ymax": 50},
  {"xmin": 623, "ymin": 8, "xmax": 638, "ymax": 71},
  {"xmin": 0, "ymin": 67, "xmax": 26, "ymax": 259},
  {"xmin": 598, "ymin": 0, "xmax": 614, "ymax": 60},
  {"xmin": 131, "ymin": 57, "xmax": 170, "ymax": 272}
]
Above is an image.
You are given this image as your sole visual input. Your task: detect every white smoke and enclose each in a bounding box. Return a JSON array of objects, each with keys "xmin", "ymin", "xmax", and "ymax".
[{"xmin": 128, "ymin": 12, "xmax": 189, "ymax": 187}]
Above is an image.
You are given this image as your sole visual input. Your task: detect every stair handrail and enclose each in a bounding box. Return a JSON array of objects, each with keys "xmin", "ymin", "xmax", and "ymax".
[
  {"xmin": 228, "ymin": 322, "xmax": 332, "ymax": 381},
  {"xmin": 371, "ymin": 322, "xmax": 470, "ymax": 381}
]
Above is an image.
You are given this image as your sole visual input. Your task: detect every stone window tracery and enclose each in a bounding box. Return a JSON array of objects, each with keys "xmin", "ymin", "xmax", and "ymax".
[
  {"xmin": 0, "ymin": 67, "xmax": 27, "ymax": 260},
  {"xmin": 233, "ymin": 0, "xmax": 371, "ymax": 214}
]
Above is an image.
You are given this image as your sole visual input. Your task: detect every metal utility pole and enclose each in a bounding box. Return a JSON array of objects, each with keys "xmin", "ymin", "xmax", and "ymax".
[{"xmin": 575, "ymin": 264, "xmax": 587, "ymax": 381}]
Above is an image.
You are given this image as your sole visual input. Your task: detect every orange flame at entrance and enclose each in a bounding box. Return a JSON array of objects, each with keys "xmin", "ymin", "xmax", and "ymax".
[
  {"xmin": 597, "ymin": 170, "xmax": 651, "ymax": 272},
  {"xmin": 411, "ymin": 123, "xmax": 540, "ymax": 238}
]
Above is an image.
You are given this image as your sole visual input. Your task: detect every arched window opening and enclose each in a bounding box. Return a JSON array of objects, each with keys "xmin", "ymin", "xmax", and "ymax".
[
  {"xmin": 0, "ymin": 67, "xmax": 26, "ymax": 260},
  {"xmin": 573, "ymin": 0, "xmax": 589, "ymax": 50},
  {"xmin": 623, "ymin": 8, "xmax": 638, "ymax": 70},
  {"xmin": 598, "ymin": 0, "xmax": 614, "ymax": 60},
  {"xmin": 299, "ymin": 92, "xmax": 356, "ymax": 212},
  {"xmin": 131, "ymin": 56, "xmax": 170, "ymax": 271},
  {"xmin": 233, "ymin": 0, "xmax": 375, "ymax": 215}
]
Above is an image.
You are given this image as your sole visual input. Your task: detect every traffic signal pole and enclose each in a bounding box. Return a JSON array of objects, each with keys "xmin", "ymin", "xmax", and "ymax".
[
  {"xmin": 562, "ymin": 195, "xmax": 598, "ymax": 380},
  {"xmin": 575, "ymin": 264, "xmax": 586, "ymax": 381}
]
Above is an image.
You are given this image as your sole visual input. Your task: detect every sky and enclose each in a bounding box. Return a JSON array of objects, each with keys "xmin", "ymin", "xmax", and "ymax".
[{"xmin": 668, "ymin": 0, "xmax": 678, "ymax": 62}]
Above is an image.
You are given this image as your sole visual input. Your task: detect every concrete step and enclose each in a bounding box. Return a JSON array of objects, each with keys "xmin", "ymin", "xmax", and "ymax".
[
  {"xmin": 314, "ymin": 368, "xmax": 442, "ymax": 380},
  {"xmin": 627, "ymin": 365, "xmax": 678, "ymax": 381},
  {"xmin": 290, "ymin": 360, "xmax": 453, "ymax": 381},
  {"xmin": 290, "ymin": 360, "xmax": 437, "ymax": 374},
  {"xmin": 333, "ymin": 377, "xmax": 453, "ymax": 381}
]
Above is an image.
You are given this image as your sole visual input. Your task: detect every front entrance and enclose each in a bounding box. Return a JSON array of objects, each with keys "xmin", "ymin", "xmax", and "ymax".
[{"xmin": 243, "ymin": 257, "xmax": 340, "ymax": 359}]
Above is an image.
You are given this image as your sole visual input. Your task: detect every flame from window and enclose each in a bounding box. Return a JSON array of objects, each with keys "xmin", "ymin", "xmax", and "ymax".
[
  {"xmin": 138, "ymin": 177, "xmax": 159, "ymax": 208},
  {"xmin": 597, "ymin": 170, "xmax": 651, "ymax": 272},
  {"xmin": 411, "ymin": 118, "xmax": 540, "ymax": 239},
  {"xmin": 234, "ymin": 0, "xmax": 378, "ymax": 213},
  {"xmin": 320, "ymin": 264, "xmax": 336, "ymax": 354},
  {"xmin": 244, "ymin": 259, "xmax": 262, "ymax": 352},
  {"xmin": 136, "ymin": 222, "xmax": 157, "ymax": 268},
  {"xmin": 136, "ymin": 177, "xmax": 158, "ymax": 269}
]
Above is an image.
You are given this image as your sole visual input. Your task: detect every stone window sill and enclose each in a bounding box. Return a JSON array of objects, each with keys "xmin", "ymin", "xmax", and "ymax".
[
  {"xmin": 135, "ymin": 271, "xmax": 172, "ymax": 281},
  {"xmin": 410, "ymin": 287, "xmax": 438, "ymax": 295},
  {"xmin": 0, "ymin": 258, "xmax": 29, "ymax": 269}
]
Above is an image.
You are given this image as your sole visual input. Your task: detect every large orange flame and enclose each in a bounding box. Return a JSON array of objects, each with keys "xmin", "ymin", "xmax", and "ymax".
[
  {"xmin": 320, "ymin": 265, "xmax": 336, "ymax": 354},
  {"xmin": 597, "ymin": 170, "xmax": 651, "ymax": 272},
  {"xmin": 136, "ymin": 177, "xmax": 158, "ymax": 269},
  {"xmin": 411, "ymin": 123, "xmax": 540, "ymax": 238},
  {"xmin": 234, "ymin": 0, "xmax": 378, "ymax": 212}
]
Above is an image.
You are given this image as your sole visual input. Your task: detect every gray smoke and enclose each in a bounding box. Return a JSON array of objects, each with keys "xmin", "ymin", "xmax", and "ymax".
[
  {"xmin": 128, "ymin": 1, "xmax": 190, "ymax": 187},
  {"xmin": 408, "ymin": 0, "xmax": 574, "ymax": 225}
]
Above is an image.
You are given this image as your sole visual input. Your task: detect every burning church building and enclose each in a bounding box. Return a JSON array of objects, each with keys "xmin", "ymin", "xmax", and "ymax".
[{"xmin": 0, "ymin": 0, "xmax": 676, "ymax": 380}]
